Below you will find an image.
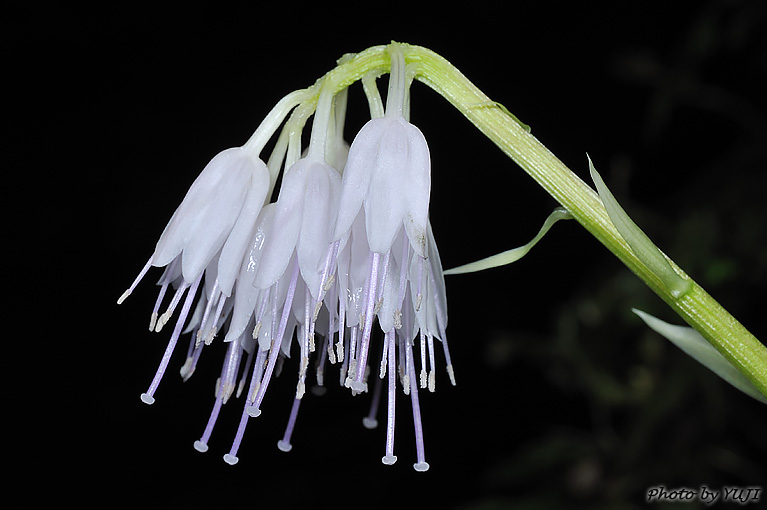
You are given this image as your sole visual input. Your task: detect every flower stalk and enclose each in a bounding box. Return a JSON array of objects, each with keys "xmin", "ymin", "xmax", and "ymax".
[{"xmin": 323, "ymin": 42, "xmax": 767, "ymax": 397}]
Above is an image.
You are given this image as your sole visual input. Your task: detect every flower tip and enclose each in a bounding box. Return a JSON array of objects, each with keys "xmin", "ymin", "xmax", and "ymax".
[
  {"xmin": 117, "ymin": 289, "xmax": 131, "ymax": 305},
  {"xmin": 382, "ymin": 455, "xmax": 397, "ymax": 465},
  {"xmin": 362, "ymin": 417, "xmax": 378, "ymax": 429},
  {"xmin": 193, "ymin": 440, "xmax": 208, "ymax": 453},
  {"xmin": 295, "ymin": 381, "xmax": 306, "ymax": 400},
  {"xmin": 277, "ymin": 440, "xmax": 293, "ymax": 453},
  {"xmin": 179, "ymin": 357, "xmax": 195, "ymax": 381},
  {"xmin": 140, "ymin": 393, "xmax": 155, "ymax": 405},
  {"xmin": 348, "ymin": 380, "xmax": 368, "ymax": 394},
  {"xmin": 154, "ymin": 312, "xmax": 171, "ymax": 333},
  {"xmin": 223, "ymin": 453, "xmax": 239, "ymax": 466},
  {"xmin": 446, "ymin": 365, "xmax": 456, "ymax": 386},
  {"xmin": 413, "ymin": 461, "xmax": 430, "ymax": 472},
  {"xmin": 148, "ymin": 312, "xmax": 158, "ymax": 332}
]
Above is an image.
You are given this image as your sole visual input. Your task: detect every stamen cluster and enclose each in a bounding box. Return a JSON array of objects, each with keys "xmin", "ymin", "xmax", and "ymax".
[{"xmin": 119, "ymin": 45, "xmax": 453, "ymax": 471}]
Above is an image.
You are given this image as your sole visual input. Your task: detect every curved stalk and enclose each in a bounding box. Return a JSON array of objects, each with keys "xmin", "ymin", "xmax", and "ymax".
[{"xmin": 271, "ymin": 42, "xmax": 767, "ymax": 398}]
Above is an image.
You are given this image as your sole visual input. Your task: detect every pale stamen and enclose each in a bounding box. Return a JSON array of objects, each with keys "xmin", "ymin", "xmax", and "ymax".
[
  {"xmin": 246, "ymin": 260, "xmax": 299, "ymax": 417},
  {"xmin": 297, "ymin": 287, "xmax": 312, "ymax": 399},
  {"xmin": 427, "ymin": 332, "xmax": 437, "ymax": 392},
  {"xmin": 325, "ymin": 283, "xmax": 337, "ymax": 365},
  {"xmin": 277, "ymin": 397, "xmax": 302, "ymax": 452},
  {"xmin": 428, "ymin": 261, "xmax": 456, "ymax": 386},
  {"xmin": 196, "ymin": 279, "xmax": 219, "ymax": 340},
  {"xmin": 141, "ymin": 275, "xmax": 202, "ymax": 405},
  {"xmin": 246, "ymin": 348, "xmax": 269, "ymax": 405},
  {"xmin": 179, "ymin": 327, "xmax": 200, "ymax": 381},
  {"xmin": 314, "ymin": 333, "xmax": 329, "ymax": 391},
  {"xmin": 362, "ymin": 364, "xmax": 384, "ymax": 429},
  {"xmin": 405, "ymin": 339, "xmax": 429, "ymax": 472},
  {"xmin": 344, "ymin": 326, "xmax": 358, "ymax": 387},
  {"xmin": 117, "ymin": 257, "xmax": 153, "ymax": 305},
  {"xmin": 149, "ymin": 279, "xmax": 170, "ymax": 331},
  {"xmin": 236, "ymin": 345, "xmax": 256, "ymax": 399},
  {"xmin": 379, "ymin": 332, "xmax": 389, "ymax": 379},
  {"xmin": 155, "ymin": 281, "xmax": 189, "ymax": 333},
  {"xmin": 224, "ymin": 261, "xmax": 299, "ymax": 466},
  {"xmin": 336, "ymin": 284, "xmax": 346, "ymax": 364},
  {"xmin": 382, "ymin": 329, "xmax": 397, "ymax": 465},
  {"xmin": 419, "ymin": 330, "xmax": 428, "ymax": 389},
  {"xmin": 206, "ymin": 287, "xmax": 228, "ymax": 345},
  {"xmin": 415, "ymin": 256, "xmax": 424, "ymax": 312},
  {"xmin": 314, "ymin": 241, "xmax": 340, "ymax": 315},
  {"xmin": 193, "ymin": 340, "xmax": 242, "ymax": 452},
  {"xmin": 352, "ymin": 252, "xmax": 380, "ymax": 392},
  {"xmin": 150, "ymin": 260, "xmax": 181, "ymax": 330}
]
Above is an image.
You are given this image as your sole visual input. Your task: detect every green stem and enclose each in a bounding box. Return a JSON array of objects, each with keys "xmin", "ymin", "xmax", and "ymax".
[
  {"xmin": 405, "ymin": 44, "xmax": 767, "ymax": 398},
  {"xmin": 289, "ymin": 43, "xmax": 767, "ymax": 398}
]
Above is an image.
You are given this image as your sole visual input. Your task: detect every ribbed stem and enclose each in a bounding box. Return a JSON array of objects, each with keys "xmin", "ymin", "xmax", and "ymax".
[
  {"xmin": 404, "ymin": 44, "xmax": 767, "ymax": 397},
  {"xmin": 263, "ymin": 42, "xmax": 766, "ymax": 398}
]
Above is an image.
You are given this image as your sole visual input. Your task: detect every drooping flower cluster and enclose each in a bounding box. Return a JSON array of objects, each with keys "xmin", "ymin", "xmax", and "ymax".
[{"xmin": 119, "ymin": 45, "xmax": 453, "ymax": 471}]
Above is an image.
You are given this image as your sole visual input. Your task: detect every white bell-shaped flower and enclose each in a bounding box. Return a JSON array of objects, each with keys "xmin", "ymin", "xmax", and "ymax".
[
  {"xmin": 254, "ymin": 157, "xmax": 341, "ymax": 300},
  {"xmin": 334, "ymin": 94, "xmax": 430, "ymax": 259},
  {"xmin": 152, "ymin": 147, "xmax": 270, "ymax": 284},
  {"xmin": 323, "ymin": 46, "xmax": 452, "ymax": 471},
  {"xmin": 119, "ymin": 44, "xmax": 455, "ymax": 472},
  {"xmin": 118, "ymin": 146, "xmax": 271, "ymax": 405}
]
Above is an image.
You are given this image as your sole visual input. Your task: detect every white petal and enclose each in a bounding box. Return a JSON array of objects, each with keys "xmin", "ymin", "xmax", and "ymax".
[
  {"xmin": 217, "ymin": 159, "xmax": 271, "ymax": 297},
  {"xmin": 153, "ymin": 148, "xmax": 262, "ymax": 283},
  {"xmin": 362, "ymin": 118, "xmax": 407, "ymax": 254},
  {"xmin": 256, "ymin": 256, "xmax": 294, "ymax": 352},
  {"xmin": 238, "ymin": 318, "xmax": 257, "ymax": 353},
  {"xmin": 152, "ymin": 148, "xmax": 241, "ymax": 268},
  {"xmin": 336, "ymin": 214, "xmax": 371, "ymax": 327},
  {"xmin": 182, "ymin": 285, "xmax": 208, "ymax": 334},
  {"xmin": 297, "ymin": 162, "xmax": 341, "ymax": 300},
  {"xmin": 155, "ymin": 258, "xmax": 182, "ymax": 287},
  {"xmin": 225, "ymin": 205, "xmax": 275, "ymax": 343},
  {"xmin": 364, "ymin": 117, "xmax": 431, "ymax": 256},
  {"xmin": 409, "ymin": 254, "xmax": 430, "ymax": 337},
  {"xmin": 426, "ymin": 220, "xmax": 448, "ymax": 332},
  {"xmin": 401, "ymin": 121, "xmax": 431, "ymax": 258},
  {"xmin": 424, "ymin": 273, "xmax": 440, "ymax": 339},
  {"xmin": 400, "ymin": 285, "xmax": 419, "ymax": 343},
  {"xmin": 253, "ymin": 161, "xmax": 308, "ymax": 289},
  {"xmin": 333, "ymin": 118, "xmax": 382, "ymax": 241},
  {"xmin": 256, "ymin": 304, "xmax": 274, "ymax": 352}
]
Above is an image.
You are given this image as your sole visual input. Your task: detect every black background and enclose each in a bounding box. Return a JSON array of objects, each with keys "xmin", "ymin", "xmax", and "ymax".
[{"xmin": 11, "ymin": 0, "xmax": 767, "ymax": 508}]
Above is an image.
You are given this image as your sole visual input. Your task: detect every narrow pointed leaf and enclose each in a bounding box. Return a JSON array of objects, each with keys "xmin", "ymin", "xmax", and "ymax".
[
  {"xmin": 633, "ymin": 309, "xmax": 767, "ymax": 404},
  {"xmin": 589, "ymin": 156, "xmax": 690, "ymax": 298},
  {"xmin": 444, "ymin": 207, "xmax": 571, "ymax": 275}
]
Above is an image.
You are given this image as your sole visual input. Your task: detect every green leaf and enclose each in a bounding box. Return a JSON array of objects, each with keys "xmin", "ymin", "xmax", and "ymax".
[
  {"xmin": 633, "ymin": 309, "xmax": 767, "ymax": 404},
  {"xmin": 589, "ymin": 156, "xmax": 691, "ymax": 298},
  {"xmin": 444, "ymin": 207, "xmax": 572, "ymax": 275}
]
